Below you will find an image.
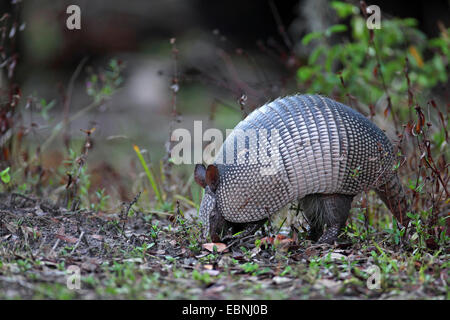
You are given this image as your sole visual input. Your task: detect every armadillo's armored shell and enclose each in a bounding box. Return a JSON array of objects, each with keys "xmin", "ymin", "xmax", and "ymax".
[{"xmin": 213, "ymin": 94, "xmax": 395, "ymax": 223}]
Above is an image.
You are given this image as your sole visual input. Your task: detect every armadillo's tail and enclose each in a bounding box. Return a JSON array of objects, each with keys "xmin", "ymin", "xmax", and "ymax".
[{"xmin": 375, "ymin": 173, "xmax": 410, "ymax": 226}]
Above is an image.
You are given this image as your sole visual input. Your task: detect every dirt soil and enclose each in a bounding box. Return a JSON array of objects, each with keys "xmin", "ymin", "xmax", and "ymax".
[{"xmin": 0, "ymin": 192, "xmax": 447, "ymax": 299}]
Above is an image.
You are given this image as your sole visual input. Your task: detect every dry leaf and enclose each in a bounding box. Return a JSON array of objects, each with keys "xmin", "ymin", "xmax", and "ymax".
[
  {"xmin": 91, "ymin": 234, "xmax": 103, "ymax": 241},
  {"xmin": 272, "ymin": 276, "xmax": 292, "ymax": 285},
  {"xmin": 202, "ymin": 242, "xmax": 228, "ymax": 253},
  {"xmin": 260, "ymin": 234, "xmax": 293, "ymax": 245},
  {"xmin": 21, "ymin": 226, "xmax": 41, "ymax": 237},
  {"xmin": 55, "ymin": 234, "xmax": 78, "ymax": 243},
  {"xmin": 204, "ymin": 269, "xmax": 220, "ymax": 276}
]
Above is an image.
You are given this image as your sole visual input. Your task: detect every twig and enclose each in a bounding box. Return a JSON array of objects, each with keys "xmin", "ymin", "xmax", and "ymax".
[
  {"xmin": 70, "ymin": 231, "xmax": 85, "ymax": 254},
  {"xmin": 121, "ymin": 192, "xmax": 141, "ymax": 234},
  {"xmin": 62, "ymin": 57, "xmax": 89, "ymax": 150},
  {"xmin": 9, "ymin": 192, "xmax": 38, "ymax": 207},
  {"xmin": 360, "ymin": 1, "xmax": 399, "ymax": 135},
  {"xmin": 64, "ymin": 127, "xmax": 95, "ymax": 209},
  {"xmin": 162, "ymin": 38, "xmax": 180, "ymax": 198},
  {"xmin": 50, "ymin": 239, "xmax": 60, "ymax": 255},
  {"xmin": 225, "ymin": 234, "xmax": 256, "ymax": 250},
  {"xmin": 40, "ymin": 96, "xmax": 112, "ymax": 154},
  {"xmin": 268, "ymin": 0, "xmax": 293, "ymax": 50}
]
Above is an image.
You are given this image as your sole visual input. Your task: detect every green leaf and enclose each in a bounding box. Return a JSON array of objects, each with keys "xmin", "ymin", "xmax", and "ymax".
[
  {"xmin": 133, "ymin": 144, "xmax": 163, "ymax": 205},
  {"xmin": 297, "ymin": 66, "xmax": 314, "ymax": 82},
  {"xmin": 308, "ymin": 46, "xmax": 324, "ymax": 65},
  {"xmin": 325, "ymin": 46, "xmax": 339, "ymax": 72},
  {"xmin": 109, "ymin": 59, "xmax": 118, "ymax": 70},
  {"xmin": 351, "ymin": 16, "xmax": 367, "ymax": 40},
  {"xmin": 325, "ymin": 24, "xmax": 348, "ymax": 37},
  {"xmin": 331, "ymin": 1, "xmax": 357, "ymax": 18},
  {"xmin": 302, "ymin": 31, "xmax": 322, "ymax": 45},
  {"xmin": 1, "ymin": 167, "xmax": 11, "ymax": 184},
  {"xmin": 401, "ymin": 18, "xmax": 418, "ymax": 27}
]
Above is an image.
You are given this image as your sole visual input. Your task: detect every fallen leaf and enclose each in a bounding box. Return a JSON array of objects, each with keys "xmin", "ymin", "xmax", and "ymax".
[
  {"xmin": 4, "ymin": 222, "xmax": 17, "ymax": 234},
  {"xmin": 313, "ymin": 279, "xmax": 343, "ymax": 294},
  {"xmin": 195, "ymin": 253, "xmax": 210, "ymax": 259},
  {"xmin": 272, "ymin": 276, "xmax": 292, "ymax": 285},
  {"xmin": 202, "ymin": 242, "xmax": 228, "ymax": 253},
  {"xmin": 123, "ymin": 258, "xmax": 143, "ymax": 263},
  {"xmin": 204, "ymin": 269, "xmax": 220, "ymax": 276},
  {"xmin": 205, "ymin": 285, "xmax": 225, "ymax": 294},
  {"xmin": 326, "ymin": 252, "xmax": 347, "ymax": 261},
  {"xmin": 91, "ymin": 234, "xmax": 103, "ymax": 241},
  {"xmin": 260, "ymin": 234, "xmax": 293, "ymax": 246},
  {"xmin": 55, "ymin": 234, "xmax": 78, "ymax": 243},
  {"xmin": 21, "ymin": 226, "xmax": 41, "ymax": 237}
]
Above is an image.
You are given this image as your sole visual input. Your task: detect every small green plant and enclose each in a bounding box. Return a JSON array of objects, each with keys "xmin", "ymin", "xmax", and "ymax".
[
  {"xmin": 298, "ymin": 1, "xmax": 448, "ymax": 107},
  {"xmin": 133, "ymin": 144, "xmax": 163, "ymax": 206},
  {"xmin": 39, "ymin": 99, "xmax": 56, "ymax": 121},
  {"xmin": 86, "ymin": 59, "xmax": 124, "ymax": 103},
  {"xmin": 280, "ymin": 265, "xmax": 293, "ymax": 277},
  {"xmin": 1, "ymin": 167, "xmax": 11, "ymax": 184},
  {"xmin": 16, "ymin": 259, "xmax": 32, "ymax": 272},
  {"xmin": 199, "ymin": 253, "xmax": 219, "ymax": 264},
  {"xmin": 150, "ymin": 221, "xmax": 161, "ymax": 242},
  {"xmin": 346, "ymin": 208, "xmax": 371, "ymax": 241},
  {"xmin": 370, "ymin": 242, "xmax": 399, "ymax": 276},
  {"xmin": 307, "ymin": 257, "xmax": 322, "ymax": 280},
  {"xmin": 92, "ymin": 188, "xmax": 110, "ymax": 212},
  {"xmin": 407, "ymin": 211, "xmax": 428, "ymax": 249},
  {"xmin": 240, "ymin": 262, "xmax": 259, "ymax": 274},
  {"xmin": 63, "ymin": 148, "xmax": 91, "ymax": 208},
  {"xmin": 130, "ymin": 242, "xmax": 155, "ymax": 258},
  {"xmin": 192, "ymin": 269, "xmax": 212, "ymax": 285}
]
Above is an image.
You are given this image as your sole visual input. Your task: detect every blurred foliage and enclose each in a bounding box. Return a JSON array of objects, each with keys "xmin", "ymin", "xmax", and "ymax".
[
  {"xmin": 86, "ymin": 59, "xmax": 125, "ymax": 103},
  {"xmin": 297, "ymin": 1, "xmax": 449, "ymax": 110}
]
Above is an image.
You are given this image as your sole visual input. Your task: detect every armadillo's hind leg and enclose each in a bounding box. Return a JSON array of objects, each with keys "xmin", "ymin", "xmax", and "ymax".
[
  {"xmin": 301, "ymin": 194, "xmax": 354, "ymax": 244},
  {"xmin": 375, "ymin": 173, "xmax": 410, "ymax": 226},
  {"xmin": 299, "ymin": 195, "xmax": 323, "ymax": 241}
]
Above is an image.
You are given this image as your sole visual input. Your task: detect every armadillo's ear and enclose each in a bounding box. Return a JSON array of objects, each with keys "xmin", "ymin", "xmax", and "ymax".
[
  {"xmin": 194, "ymin": 164, "xmax": 207, "ymax": 188},
  {"xmin": 205, "ymin": 164, "xmax": 220, "ymax": 192}
]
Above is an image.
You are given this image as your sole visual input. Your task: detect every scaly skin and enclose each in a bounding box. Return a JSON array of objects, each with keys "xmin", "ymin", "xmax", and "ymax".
[{"xmin": 195, "ymin": 94, "xmax": 411, "ymax": 244}]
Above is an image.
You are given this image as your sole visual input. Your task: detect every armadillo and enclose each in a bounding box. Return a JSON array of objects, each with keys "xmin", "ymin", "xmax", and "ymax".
[{"xmin": 194, "ymin": 94, "xmax": 410, "ymax": 244}]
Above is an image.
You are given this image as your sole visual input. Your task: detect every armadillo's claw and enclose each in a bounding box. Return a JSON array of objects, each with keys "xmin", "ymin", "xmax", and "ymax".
[
  {"xmin": 317, "ymin": 224, "xmax": 341, "ymax": 244},
  {"xmin": 220, "ymin": 219, "xmax": 268, "ymax": 245},
  {"xmin": 307, "ymin": 225, "xmax": 323, "ymax": 242}
]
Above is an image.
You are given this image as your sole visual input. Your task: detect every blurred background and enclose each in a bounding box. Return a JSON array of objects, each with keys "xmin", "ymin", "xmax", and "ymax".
[{"xmin": 0, "ymin": 0, "xmax": 448, "ymax": 207}]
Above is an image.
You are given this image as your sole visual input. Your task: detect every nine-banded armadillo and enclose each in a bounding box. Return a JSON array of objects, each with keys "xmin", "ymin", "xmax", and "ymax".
[{"xmin": 194, "ymin": 94, "xmax": 409, "ymax": 244}]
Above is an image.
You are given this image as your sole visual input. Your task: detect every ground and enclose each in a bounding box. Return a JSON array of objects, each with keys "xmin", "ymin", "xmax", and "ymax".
[{"xmin": 0, "ymin": 192, "xmax": 447, "ymax": 299}]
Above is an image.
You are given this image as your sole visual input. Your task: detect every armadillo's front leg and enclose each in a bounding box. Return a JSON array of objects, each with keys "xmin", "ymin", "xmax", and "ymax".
[
  {"xmin": 240, "ymin": 219, "xmax": 268, "ymax": 237},
  {"xmin": 307, "ymin": 225, "xmax": 324, "ymax": 242},
  {"xmin": 222, "ymin": 219, "xmax": 268, "ymax": 243}
]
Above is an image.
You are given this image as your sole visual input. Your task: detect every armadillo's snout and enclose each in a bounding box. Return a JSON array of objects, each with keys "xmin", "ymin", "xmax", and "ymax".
[
  {"xmin": 198, "ymin": 191, "xmax": 217, "ymax": 240},
  {"xmin": 194, "ymin": 164, "xmax": 222, "ymax": 242},
  {"xmin": 199, "ymin": 192, "xmax": 227, "ymax": 242}
]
